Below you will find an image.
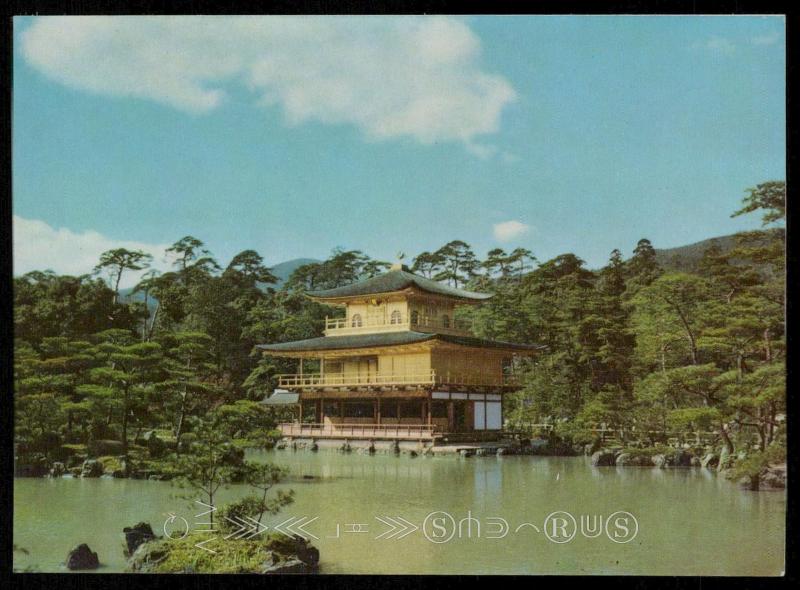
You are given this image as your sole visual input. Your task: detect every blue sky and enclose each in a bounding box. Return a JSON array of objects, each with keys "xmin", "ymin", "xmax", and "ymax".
[{"xmin": 12, "ymin": 16, "xmax": 785, "ymax": 286}]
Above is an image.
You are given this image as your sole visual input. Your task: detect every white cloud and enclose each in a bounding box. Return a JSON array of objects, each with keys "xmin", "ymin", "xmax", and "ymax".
[
  {"xmin": 13, "ymin": 215, "xmax": 171, "ymax": 288},
  {"xmin": 493, "ymin": 220, "xmax": 530, "ymax": 242},
  {"xmin": 20, "ymin": 16, "xmax": 516, "ymax": 152}
]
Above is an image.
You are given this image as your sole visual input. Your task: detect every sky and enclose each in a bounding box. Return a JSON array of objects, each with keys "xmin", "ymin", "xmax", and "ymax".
[{"xmin": 12, "ymin": 15, "xmax": 786, "ymax": 288}]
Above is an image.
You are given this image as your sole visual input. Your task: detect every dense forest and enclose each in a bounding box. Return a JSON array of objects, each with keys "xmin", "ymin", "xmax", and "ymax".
[{"xmin": 14, "ymin": 181, "xmax": 785, "ymax": 481}]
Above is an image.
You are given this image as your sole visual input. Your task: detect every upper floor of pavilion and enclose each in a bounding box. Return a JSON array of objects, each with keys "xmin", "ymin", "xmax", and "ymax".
[{"xmin": 307, "ymin": 263, "xmax": 492, "ymax": 337}]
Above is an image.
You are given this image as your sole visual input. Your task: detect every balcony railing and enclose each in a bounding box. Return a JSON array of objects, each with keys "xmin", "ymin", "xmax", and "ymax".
[
  {"xmin": 324, "ymin": 315, "xmax": 471, "ymax": 336},
  {"xmin": 275, "ymin": 369, "xmax": 519, "ymax": 389},
  {"xmin": 278, "ymin": 422, "xmax": 437, "ymax": 440}
]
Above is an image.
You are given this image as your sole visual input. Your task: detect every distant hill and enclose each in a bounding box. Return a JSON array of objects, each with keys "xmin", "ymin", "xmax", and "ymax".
[
  {"xmin": 265, "ymin": 257, "xmax": 320, "ymax": 288},
  {"xmin": 653, "ymin": 229, "xmax": 780, "ymax": 274},
  {"xmin": 653, "ymin": 235, "xmax": 739, "ymax": 274}
]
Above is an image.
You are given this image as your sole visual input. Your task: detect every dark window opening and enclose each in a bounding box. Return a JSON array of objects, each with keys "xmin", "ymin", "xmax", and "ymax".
[
  {"xmin": 381, "ymin": 400, "xmax": 398, "ymax": 418},
  {"xmin": 431, "ymin": 401, "xmax": 448, "ymax": 418},
  {"xmin": 399, "ymin": 400, "xmax": 423, "ymax": 417},
  {"xmin": 343, "ymin": 402, "xmax": 374, "ymax": 418}
]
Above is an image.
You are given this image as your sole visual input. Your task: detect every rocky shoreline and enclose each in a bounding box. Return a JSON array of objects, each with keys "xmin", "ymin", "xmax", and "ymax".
[
  {"xmin": 587, "ymin": 445, "xmax": 785, "ymax": 491},
  {"xmin": 16, "ymin": 435, "xmax": 786, "ymax": 492},
  {"xmin": 14, "ymin": 434, "xmax": 252, "ymax": 481}
]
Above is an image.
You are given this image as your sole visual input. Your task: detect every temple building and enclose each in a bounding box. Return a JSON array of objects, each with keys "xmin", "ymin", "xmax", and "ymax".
[{"xmin": 257, "ymin": 264, "xmax": 542, "ymax": 443}]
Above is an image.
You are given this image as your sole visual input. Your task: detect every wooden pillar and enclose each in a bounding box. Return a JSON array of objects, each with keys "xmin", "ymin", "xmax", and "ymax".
[
  {"xmin": 317, "ymin": 399, "xmax": 323, "ymax": 423},
  {"xmin": 320, "ymin": 357, "xmax": 324, "ymax": 381},
  {"xmin": 299, "ymin": 359, "xmax": 303, "ymax": 379},
  {"xmin": 299, "ymin": 400, "xmax": 303, "ymax": 423},
  {"xmin": 447, "ymin": 401, "xmax": 454, "ymax": 432},
  {"xmin": 426, "ymin": 396, "xmax": 432, "ymax": 425},
  {"xmin": 397, "ymin": 400, "xmax": 402, "ymax": 422},
  {"xmin": 375, "ymin": 398, "xmax": 381, "ymax": 424}
]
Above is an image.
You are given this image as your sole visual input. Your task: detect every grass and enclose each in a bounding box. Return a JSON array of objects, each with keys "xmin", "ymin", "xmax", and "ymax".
[
  {"xmin": 141, "ymin": 535, "xmax": 301, "ymax": 573},
  {"xmin": 97, "ymin": 455, "xmax": 123, "ymax": 472}
]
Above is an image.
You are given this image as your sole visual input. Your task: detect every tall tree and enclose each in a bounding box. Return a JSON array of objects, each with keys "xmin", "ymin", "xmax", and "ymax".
[
  {"xmin": 508, "ymin": 247, "xmax": 536, "ymax": 279},
  {"xmin": 483, "ymin": 248, "xmax": 512, "ymax": 279},
  {"xmin": 411, "ymin": 251, "xmax": 444, "ymax": 278},
  {"xmin": 79, "ymin": 329, "xmax": 164, "ymax": 458},
  {"xmin": 223, "ymin": 250, "xmax": 278, "ymax": 288},
  {"xmin": 94, "ymin": 248, "xmax": 153, "ymax": 304},
  {"xmin": 625, "ymin": 238, "xmax": 662, "ymax": 294},
  {"xmin": 166, "ymin": 236, "xmax": 221, "ymax": 287},
  {"xmin": 632, "ymin": 273, "xmax": 711, "ymax": 366},
  {"xmin": 433, "ymin": 241, "xmax": 479, "ymax": 287},
  {"xmin": 156, "ymin": 332, "xmax": 220, "ymax": 452},
  {"xmin": 731, "ymin": 180, "xmax": 786, "ymax": 225}
]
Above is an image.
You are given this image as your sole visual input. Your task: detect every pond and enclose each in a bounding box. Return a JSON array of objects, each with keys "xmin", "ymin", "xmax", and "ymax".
[{"xmin": 13, "ymin": 450, "xmax": 785, "ymax": 575}]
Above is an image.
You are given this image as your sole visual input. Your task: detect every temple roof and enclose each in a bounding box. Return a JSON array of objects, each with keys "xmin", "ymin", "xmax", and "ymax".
[
  {"xmin": 259, "ymin": 390, "xmax": 300, "ymax": 405},
  {"xmin": 256, "ymin": 331, "xmax": 544, "ymax": 354},
  {"xmin": 306, "ymin": 267, "xmax": 492, "ymax": 302}
]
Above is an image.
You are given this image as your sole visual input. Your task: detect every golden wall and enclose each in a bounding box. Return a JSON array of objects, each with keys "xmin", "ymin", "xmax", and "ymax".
[{"xmin": 430, "ymin": 349, "xmax": 507, "ymax": 383}]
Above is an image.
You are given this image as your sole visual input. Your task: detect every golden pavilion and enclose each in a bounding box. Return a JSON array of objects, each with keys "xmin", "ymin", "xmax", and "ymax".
[{"xmin": 257, "ymin": 264, "xmax": 542, "ymax": 443}]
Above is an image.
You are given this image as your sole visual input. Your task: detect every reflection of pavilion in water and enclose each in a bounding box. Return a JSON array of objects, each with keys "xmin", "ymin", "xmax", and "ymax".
[{"xmin": 258, "ymin": 264, "xmax": 542, "ymax": 443}]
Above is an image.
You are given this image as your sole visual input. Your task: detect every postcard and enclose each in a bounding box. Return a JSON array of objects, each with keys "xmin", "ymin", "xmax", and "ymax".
[{"xmin": 11, "ymin": 14, "xmax": 786, "ymax": 576}]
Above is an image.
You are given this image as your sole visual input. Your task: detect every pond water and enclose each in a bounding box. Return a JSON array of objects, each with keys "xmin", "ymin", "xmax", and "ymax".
[{"xmin": 13, "ymin": 450, "xmax": 785, "ymax": 575}]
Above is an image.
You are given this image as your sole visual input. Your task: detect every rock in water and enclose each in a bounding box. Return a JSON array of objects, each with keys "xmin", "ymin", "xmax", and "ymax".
[
  {"xmin": 123, "ymin": 522, "xmax": 156, "ymax": 556},
  {"xmin": 66, "ymin": 544, "xmax": 99, "ymax": 570},
  {"xmin": 293, "ymin": 536, "xmax": 320, "ymax": 567},
  {"xmin": 760, "ymin": 463, "xmax": 786, "ymax": 490},
  {"xmin": 81, "ymin": 459, "xmax": 104, "ymax": 478},
  {"xmin": 15, "ymin": 453, "xmax": 50, "ymax": 477},
  {"xmin": 701, "ymin": 453, "xmax": 719, "ymax": 470},
  {"xmin": 616, "ymin": 453, "xmax": 654, "ymax": 467},
  {"xmin": 127, "ymin": 540, "xmax": 170, "ymax": 572},
  {"xmin": 590, "ymin": 450, "xmax": 616, "ymax": 466},
  {"xmin": 651, "ymin": 454, "xmax": 666, "ymax": 469},
  {"xmin": 671, "ymin": 450, "xmax": 693, "ymax": 467},
  {"xmin": 50, "ymin": 462, "xmax": 66, "ymax": 477}
]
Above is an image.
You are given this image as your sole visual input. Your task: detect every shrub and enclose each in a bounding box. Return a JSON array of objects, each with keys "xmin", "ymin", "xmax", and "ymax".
[
  {"xmin": 218, "ymin": 496, "xmax": 268, "ymax": 534},
  {"xmin": 727, "ymin": 444, "xmax": 787, "ymax": 482},
  {"xmin": 147, "ymin": 434, "xmax": 167, "ymax": 458}
]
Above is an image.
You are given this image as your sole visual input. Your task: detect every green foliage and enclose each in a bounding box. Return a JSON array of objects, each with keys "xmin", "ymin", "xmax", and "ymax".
[
  {"xmin": 94, "ymin": 248, "xmax": 153, "ymax": 302},
  {"xmin": 727, "ymin": 444, "xmax": 786, "ymax": 482},
  {"xmin": 731, "ymin": 181, "xmax": 785, "ymax": 226},
  {"xmin": 173, "ymin": 423, "xmax": 236, "ymax": 520}
]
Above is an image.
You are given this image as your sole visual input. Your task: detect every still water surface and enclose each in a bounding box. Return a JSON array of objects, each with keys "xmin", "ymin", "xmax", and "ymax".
[{"xmin": 13, "ymin": 450, "xmax": 785, "ymax": 575}]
